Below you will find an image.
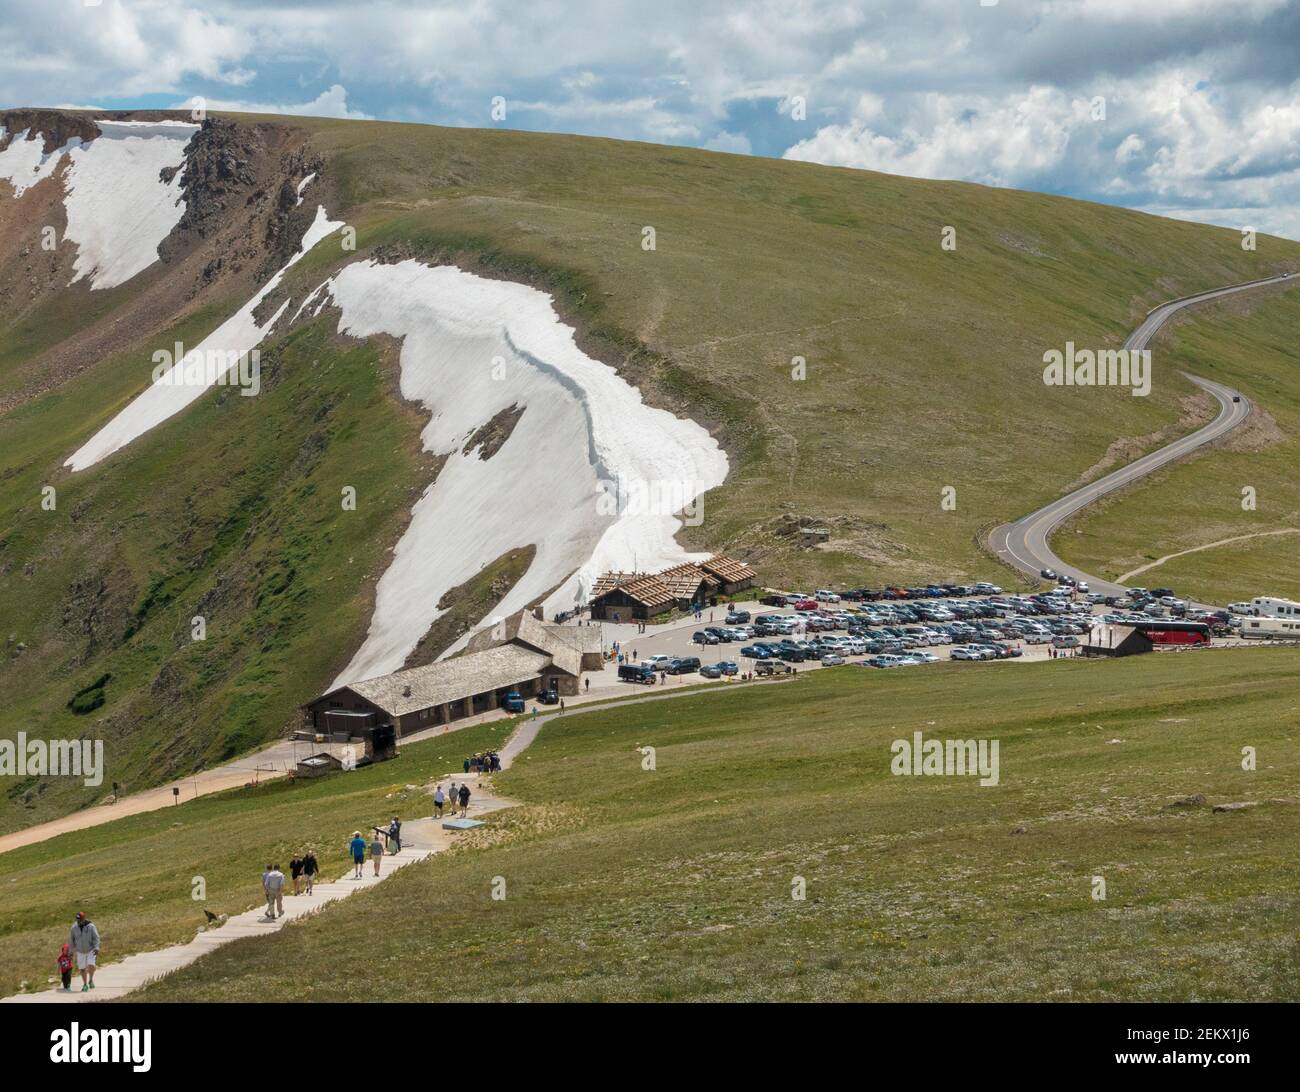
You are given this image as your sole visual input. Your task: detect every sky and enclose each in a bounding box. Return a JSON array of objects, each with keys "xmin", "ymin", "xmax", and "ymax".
[{"xmin": 2, "ymin": 0, "xmax": 1299, "ymax": 238}]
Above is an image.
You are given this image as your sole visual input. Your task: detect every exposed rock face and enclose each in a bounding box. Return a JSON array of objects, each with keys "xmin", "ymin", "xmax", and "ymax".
[
  {"xmin": 0, "ymin": 109, "xmax": 100, "ymax": 154},
  {"xmin": 163, "ymin": 118, "xmax": 263, "ymax": 241},
  {"xmin": 464, "ymin": 404, "xmax": 525, "ymax": 460}
]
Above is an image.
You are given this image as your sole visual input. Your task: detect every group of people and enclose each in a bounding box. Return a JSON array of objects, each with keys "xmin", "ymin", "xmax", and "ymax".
[
  {"xmin": 348, "ymin": 817, "xmax": 402, "ymax": 879},
  {"xmin": 259, "ymin": 848, "xmax": 322, "ymax": 919},
  {"xmin": 465, "ymin": 751, "xmax": 501, "ymax": 774},
  {"xmin": 433, "ymin": 779, "xmax": 472, "ymax": 818}
]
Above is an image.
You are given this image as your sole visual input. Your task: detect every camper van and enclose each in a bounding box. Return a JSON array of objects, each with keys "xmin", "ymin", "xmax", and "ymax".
[
  {"xmin": 1240, "ymin": 617, "xmax": 1300, "ymax": 640},
  {"xmin": 1247, "ymin": 597, "xmax": 1300, "ymax": 618}
]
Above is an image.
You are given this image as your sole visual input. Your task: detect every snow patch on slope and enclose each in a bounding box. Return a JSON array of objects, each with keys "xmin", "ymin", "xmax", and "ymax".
[
  {"xmin": 64, "ymin": 205, "xmax": 344, "ymax": 471},
  {"xmin": 321, "ymin": 259, "xmax": 729, "ymax": 687},
  {"xmin": 0, "ymin": 128, "xmax": 82, "ymax": 195},
  {"xmin": 0, "ymin": 120, "xmax": 196, "ymax": 289}
]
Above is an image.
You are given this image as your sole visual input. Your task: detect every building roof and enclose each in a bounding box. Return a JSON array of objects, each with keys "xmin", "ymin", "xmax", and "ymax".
[
  {"xmin": 463, "ymin": 609, "xmax": 592, "ymax": 675},
  {"xmin": 656, "ymin": 562, "xmax": 720, "ymax": 599},
  {"xmin": 589, "ymin": 571, "xmax": 675, "ymax": 609},
  {"xmin": 698, "ymin": 554, "xmax": 756, "ymax": 585},
  {"xmin": 338, "ymin": 645, "xmax": 553, "ymax": 718}
]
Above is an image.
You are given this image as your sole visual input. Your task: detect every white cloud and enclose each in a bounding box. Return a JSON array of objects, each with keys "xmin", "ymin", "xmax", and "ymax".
[{"xmin": 184, "ymin": 85, "xmax": 371, "ymax": 121}]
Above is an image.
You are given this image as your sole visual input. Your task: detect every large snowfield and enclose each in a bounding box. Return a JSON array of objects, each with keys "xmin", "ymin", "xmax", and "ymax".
[
  {"xmin": 320, "ymin": 260, "xmax": 729, "ymax": 686},
  {"xmin": 0, "ymin": 120, "xmax": 196, "ymax": 290}
]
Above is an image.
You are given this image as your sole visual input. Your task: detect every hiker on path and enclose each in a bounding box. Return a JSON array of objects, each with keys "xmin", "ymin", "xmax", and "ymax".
[
  {"xmin": 289, "ymin": 855, "xmax": 304, "ymax": 896},
  {"xmin": 263, "ymin": 863, "xmax": 285, "ymax": 919},
  {"xmin": 388, "ymin": 816, "xmax": 402, "ymax": 854},
  {"xmin": 458, "ymin": 782, "xmax": 471, "ymax": 817},
  {"xmin": 349, "ymin": 831, "xmax": 367, "ymax": 879},
  {"xmin": 559, "ymin": 699, "xmax": 565, "ymax": 712},
  {"xmin": 302, "ymin": 850, "xmax": 318, "ymax": 895},
  {"xmin": 463, "ymin": 757, "xmax": 470, "ymax": 773},
  {"xmin": 69, "ymin": 912, "xmax": 99, "ymax": 992},
  {"xmin": 57, "ymin": 942, "xmax": 73, "ymax": 992},
  {"xmin": 369, "ymin": 830, "xmax": 385, "ymax": 876},
  {"xmin": 433, "ymin": 785, "xmax": 446, "ymax": 818},
  {"xmin": 584, "ymin": 678, "xmax": 590, "ymax": 693}
]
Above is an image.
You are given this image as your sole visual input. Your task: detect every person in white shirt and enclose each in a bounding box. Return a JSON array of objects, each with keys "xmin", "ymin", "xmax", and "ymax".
[{"xmin": 262, "ymin": 864, "xmax": 285, "ymax": 919}]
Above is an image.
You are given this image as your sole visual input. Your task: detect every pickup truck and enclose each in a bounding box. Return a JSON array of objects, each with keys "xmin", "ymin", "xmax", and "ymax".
[{"xmin": 501, "ymin": 691, "xmax": 526, "ymax": 713}]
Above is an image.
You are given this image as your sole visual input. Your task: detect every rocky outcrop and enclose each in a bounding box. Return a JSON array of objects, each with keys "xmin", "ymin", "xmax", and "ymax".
[{"xmin": 0, "ymin": 109, "xmax": 99, "ymax": 154}]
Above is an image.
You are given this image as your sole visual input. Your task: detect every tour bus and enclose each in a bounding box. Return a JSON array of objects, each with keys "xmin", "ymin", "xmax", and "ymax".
[
  {"xmin": 1240, "ymin": 616, "xmax": 1300, "ymax": 640},
  {"xmin": 1128, "ymin": 620, "xmax": 1211, "ymax": 646}
]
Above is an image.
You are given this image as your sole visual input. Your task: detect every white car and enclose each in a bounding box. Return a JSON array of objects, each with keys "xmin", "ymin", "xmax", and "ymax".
[
  {"xmin": 820, "ymin": 653, "xmax": 846, "ymax": 666},
  {"xmin": 909, "ymin": 651, "xmax": 941, "ymax": 663},
  {"xmin": 815, "ymin": 590, "xmax": 841, "ymax": 603},
  {"xmin": 644, "ymin": 655, "xmax": 673, "ymax": 668},
  {"xmin": 950, "ymin": 647, "xmax": 982, "ymax": 661},
  {"xmin": 974, "ymin": 582, "xmax": 1002, "ymax": 593}
]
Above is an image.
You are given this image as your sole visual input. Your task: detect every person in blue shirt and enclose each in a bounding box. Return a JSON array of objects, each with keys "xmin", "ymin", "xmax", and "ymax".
[{"xmin": 349, "ymin": 831, "xmax": 367, "ymax": 879}]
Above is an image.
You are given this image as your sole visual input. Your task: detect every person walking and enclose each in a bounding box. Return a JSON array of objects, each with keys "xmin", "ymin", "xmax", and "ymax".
[
  {"xmin": 302, "ymin": 849, "xmax": 318, "ymax": 895},
  {"xmin": 349, "ymin": 831, "xmax": 367, "ymax": 879},
  {"xmin": 559, "ymin": 699, "xmax": 565, "ymax": 712},
  {"xmin": 433, "ymin": 785, "xmax": 446, "ymax": 818},
  {"xmin": 289, "ymin": 854, "xmax": 304, "ymax": 896},
  {"xmin": 57, "ymin": 942, "xmax": 74, "ymax": 992},
  {"xmin": 369, "ymin": 830, "xmax": 385, "ymax": 876},
  {"xmin": 584, "ymin": 678, "xmax": 590, "ymax": 693},
  {"xmin": 457, "ymin": 782, "xmax": 471, "ymax": 817},
  {"xmin": 388, "ymin": 816, "xmax": 402, "ymax": 855},
  {"xmin": 263, "ymin": 863, "xmax": 285, "ymax": 919},
  {"xmin": 69, "ymin": 912, "xmax": 99, "ymax": 992}
]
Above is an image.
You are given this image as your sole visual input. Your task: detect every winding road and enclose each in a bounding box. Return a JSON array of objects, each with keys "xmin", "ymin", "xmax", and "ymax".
[{"xmin": 989, "ymin": 272, "xmax": 1297, "ymax": 598}]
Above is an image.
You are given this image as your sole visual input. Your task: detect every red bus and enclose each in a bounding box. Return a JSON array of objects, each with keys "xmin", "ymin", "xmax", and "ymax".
[{"xmin": 1130, "ymin": 620, "xmax": 1211, "ymax": 646}]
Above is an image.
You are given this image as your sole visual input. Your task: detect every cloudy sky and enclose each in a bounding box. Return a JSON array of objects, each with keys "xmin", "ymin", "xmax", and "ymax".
[{"xmin": 3, "ymin": 0, "xmax": 1299, "ymax": 238}]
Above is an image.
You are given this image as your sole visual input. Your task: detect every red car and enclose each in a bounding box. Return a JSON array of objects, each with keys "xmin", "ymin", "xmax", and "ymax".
[{"xmin": 793, "ymin": 599, "xmax": 818, "ymax": 611}]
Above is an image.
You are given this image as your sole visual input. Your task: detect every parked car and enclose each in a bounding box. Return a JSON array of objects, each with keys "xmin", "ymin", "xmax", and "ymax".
[
  {"xmin": 820, "ymin": 653, "xmax": 846, "ymax": 666},
  {"xmin": 740, "ymin": 644, "xmax": 771, "ymax": 659},
  {"xmin": 754, "ymin": 660, "xmax": 794, "ymax": 676},
  {"xmin": 699, "ymin": 664, "xmax": 724, "ymax": 679},
  {"xmin": 718, "ymin": 661, "xmax": 739, "ymax": 676},
  {"xmin": 501, "ymin": 691, "xmax": 526, "ymax": 712},
  {"xmin": 537, "ymin": 689, "xmax": 559, "ymax": 705},
  {"xmin": 618, "ymin": 664, "xmax": 657, "ymax": 684},
  {"xmin": 644, "ymin": 654, "xmax": 673, "ymax": 669},
  {"xmin": 1051, "ymin": 635, "xmax": 1079, "ymax": 648},
  {"xmin": 950, "ymin": 647, "xmax": 983, "ymax": 660},
  {"xmin": 666, "ymin": 656, "xmax": 701, "ymax": 674},
  {"xmin": 726, "ymin": 610, "xmax": 751, "ymax": 623},
  {"xmin": 815, "ymin": 589, "xmax": 842, "ymax": 602}
]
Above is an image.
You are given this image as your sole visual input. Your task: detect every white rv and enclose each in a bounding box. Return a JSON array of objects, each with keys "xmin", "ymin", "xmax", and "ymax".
[
  {"xmin": 1247, "ymin": 597, "xmax": 1300, "ymax": 618},
  {"xmin": 1240, "ymin": 616, "xmax": 1300, "ymax": 639}
]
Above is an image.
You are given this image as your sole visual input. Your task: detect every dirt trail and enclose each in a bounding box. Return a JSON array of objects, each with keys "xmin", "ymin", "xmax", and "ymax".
[{"xmin": 1116, "ymin": 528, "xmax": 1299, "ymax": 583}]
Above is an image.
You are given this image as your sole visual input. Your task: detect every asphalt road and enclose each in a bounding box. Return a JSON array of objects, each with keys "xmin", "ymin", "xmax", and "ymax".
[{"xmin": 989, "ymin": 273, "xmax": 1297, "ymax": 598}]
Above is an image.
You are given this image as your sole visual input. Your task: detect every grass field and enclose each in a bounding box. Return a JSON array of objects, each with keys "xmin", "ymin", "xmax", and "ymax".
[
  {"xmin": 1057, "ymin": 284, "xmax": 1300, "ymax": 603},
  {"xmin": 83, "ymin": 649, "xmax": 1300, "ymax": 1003},
  {"xmin": 4, "ymin": 111, "xmax": 1300, "ymax": 832}
]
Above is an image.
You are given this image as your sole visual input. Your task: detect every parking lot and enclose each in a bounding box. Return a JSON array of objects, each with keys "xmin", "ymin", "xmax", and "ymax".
[{"xmin": 571, "ymin": 586, "xmax": 1114, "ymax": 695}]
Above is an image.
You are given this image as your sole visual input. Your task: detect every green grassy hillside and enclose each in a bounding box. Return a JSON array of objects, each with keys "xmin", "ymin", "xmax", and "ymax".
[
  {"xmin": 93, "ymin": 650, "xmax": 1300, "ymax": 1003},
  {"xmin": 4, "ymin": 111, "xmax": 1300, "ymax": 831}
]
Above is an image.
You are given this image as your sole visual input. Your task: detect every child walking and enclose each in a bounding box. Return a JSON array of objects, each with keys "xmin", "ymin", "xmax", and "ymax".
[{"xmin": 57, "ymin": 943, "xmax": 73, "ymax": 992}]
